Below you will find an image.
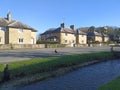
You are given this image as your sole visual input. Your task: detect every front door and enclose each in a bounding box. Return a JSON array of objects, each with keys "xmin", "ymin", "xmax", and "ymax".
[{"xmin": 31, "ymin": 38, "xmax": 34, "ymax": 44}]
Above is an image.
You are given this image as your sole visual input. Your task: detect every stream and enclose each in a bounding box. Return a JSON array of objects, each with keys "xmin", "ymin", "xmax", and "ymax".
[{"xmin": 5, "ymin": 59, "xmax": 120, "ymax": 90}]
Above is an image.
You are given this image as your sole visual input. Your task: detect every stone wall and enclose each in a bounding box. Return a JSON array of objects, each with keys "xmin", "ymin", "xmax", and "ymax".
[
  {"xmin": 0, "ymin": 44, "xmax": 67, "ymax": 50},
  {"xmin": 0, "ymin": 44, "xmax": 45, "ymax": 50}
]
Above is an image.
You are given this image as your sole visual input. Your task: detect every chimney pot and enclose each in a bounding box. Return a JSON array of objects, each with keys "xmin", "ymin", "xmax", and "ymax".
[
  {"xmin": 7, "ymin": 12, "xmax": 12, "ymax": 22},
  {"xmin": 61, "ymin": 23, "xmax": 65, "ymax": 28},
  {"xmin": 70, "ymin": 25, "xmax": 74, "ymax": 30}
]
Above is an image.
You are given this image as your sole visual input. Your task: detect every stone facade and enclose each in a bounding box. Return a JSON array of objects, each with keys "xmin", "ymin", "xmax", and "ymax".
[
  {"xmin": 95, "ymin": 36, "xmax": 103, "ymax": 42},
  {"xmin": 76, "ymin": 29, "xmax": 87, "ymax": 45},
  {"xmin": 40, "ymin": 23, "xmax": 89, "ymax": 47},
  {"xmin": 5, "ymin": 28, "xmax": 36, "ymax": 44},
  {"xmin": 41, "ymin": 24, "xmax": 109, "ymax": 46},
  {"xmin": 0, "ymin": 28, "xmax": 5, "ymax": 44},
  {"xmin": 41, "ymin": 23, "xmax": 76, "ymax": 47},
  {"xmin": 87, "ymin": 30, "xmax": 108, "ymax": 43},
  {"xmin": 0, "ymin": 12, "xmax": 37, "ymax": 44},
  {"xmin": 60, "ymin": 33, "xmax": 76, "ymax": 45}
]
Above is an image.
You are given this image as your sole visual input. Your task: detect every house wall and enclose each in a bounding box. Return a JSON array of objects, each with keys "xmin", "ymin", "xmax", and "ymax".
[
  {"xmin": 8, "ymin": 27, "xmax": 36, "ymax": 44},
  {"xmin": 31, "ymin": 31, "xmax": 37, "ymax": 44},
  {"xmin": 5, "ymin": 27, "xmax": 9, "ymax": 44},
  {"xmin": 60, "ymin": 33, "xmax": 76, "ymax": 45},
  {"xmin": 104, "ymin": 36, "xmax": 109, "ymax": 42},
  {"xmin": 95, "ymin": 36, "xmax": 102, "ymax": 42},
  {"xmin": 0, "ymin": 29, "xmax": 5, "ymax": 44},
  {"xmin": 77, "ymin": 34, "xmax": 87, "ymax": 44},
  {"xmin": 49, "ymin": 33, "xmax": 60, "ymax": 42}
]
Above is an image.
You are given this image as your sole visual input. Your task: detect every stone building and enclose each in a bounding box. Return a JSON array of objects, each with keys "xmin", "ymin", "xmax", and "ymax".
[
  {"xmin": 87, "ymin": 29, "xmax": 109, "ymax": 43},
  {"xmin": 41, "ymin": 23, "xmax": 76, "ymax": 47},
  {"xmin": 76, "ymin": 28, "xmax": 87, "ymax": 45},
  {"xmin": 40, "ymin": 23, "xmax": 89, "ymax": 47},
  {"xmin": 0, "ymin": 12, "xmax": 37, "ymax": 44}
]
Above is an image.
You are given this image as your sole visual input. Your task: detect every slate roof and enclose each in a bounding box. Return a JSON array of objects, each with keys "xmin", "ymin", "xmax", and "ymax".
[
  {"xmin": 76, "ymin": 29, "xmax": 86, "ymax": 35},
  {"xmin": 101, "ymin": 32, "xmax": 108, "ymax": 37},
  {"xmin": 87, "ymin": 30, "xmax": 102, "ymax": 36},
  {"xmin": 41, "ymin": 27, "xmax": 75, "ymax": 35},
  {"xmin": 46, "ymin": 36, "xmax": 59, "ymax": 39},
  {"xmin": 0, "ymin": 17, "xmax": 37, "ymax": 32}
]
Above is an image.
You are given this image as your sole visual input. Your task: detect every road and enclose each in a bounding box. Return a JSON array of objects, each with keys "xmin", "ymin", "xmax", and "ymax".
[{"xmin": 0, "ymin": 46, "xmax": 111, "ymax": 63}]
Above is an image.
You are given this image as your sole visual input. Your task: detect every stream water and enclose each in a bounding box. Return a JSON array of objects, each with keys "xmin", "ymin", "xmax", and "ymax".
[{"xmin": 5, "ymin": 59, "xmax": 120, "ymax": 90}]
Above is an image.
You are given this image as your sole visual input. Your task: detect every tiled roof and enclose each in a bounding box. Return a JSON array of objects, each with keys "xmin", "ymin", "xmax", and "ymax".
[{"xmin": 0, "ymin": 18, "xmax": 37, "ymax": 32}]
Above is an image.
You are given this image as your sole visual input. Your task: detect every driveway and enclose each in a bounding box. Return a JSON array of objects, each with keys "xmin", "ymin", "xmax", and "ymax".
[{"xmin": 0, "ymin": 46, "xmax": 111, "ymax": 63}]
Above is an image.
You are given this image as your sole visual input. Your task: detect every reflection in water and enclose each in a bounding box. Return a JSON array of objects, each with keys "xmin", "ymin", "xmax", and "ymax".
[{"xmin": 8, "ymin": 59, "xmax": 120, "ymax": 90}]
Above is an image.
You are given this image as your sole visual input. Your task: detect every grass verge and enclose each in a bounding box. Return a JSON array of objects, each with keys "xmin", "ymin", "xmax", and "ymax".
[
  {"xmin": 0, "ymin": 52, "xmax": 116, "ymax": 87},
  {"xmin": 98, "ymin": 76, "xmax": 120, "ymax": 90}
]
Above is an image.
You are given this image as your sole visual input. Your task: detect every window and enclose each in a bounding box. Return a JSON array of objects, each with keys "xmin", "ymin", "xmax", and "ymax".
[
  {"xmin": 65, "ymin": 40, "xmax": 67, "ymax": 43},
  {"xmin": 19, "ymin": 28, "xmax": 23, "ymax": 33},
  {"xmin": 54, "ymin": 38, "xmax": 56, "ymax": 41},
  {"xmin": 82, "ymin": 40, "xmax": 84, "ymax": 43},
  {"xmin": 0, "ymin": 27, "xmax": 6, "ymax": 31},
  {"xmin": 19, "ymin": 38, "xmax": 23, "ymax": 43}
]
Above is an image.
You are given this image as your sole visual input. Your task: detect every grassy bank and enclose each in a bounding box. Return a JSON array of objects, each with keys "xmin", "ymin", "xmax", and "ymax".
[
  {"xmin": 98, "ymin": 76, "xmax": 120, "ymax": 90},
  {"xmin": 0, "ymin": 52, "xmax": 115, "ymax": 86}
]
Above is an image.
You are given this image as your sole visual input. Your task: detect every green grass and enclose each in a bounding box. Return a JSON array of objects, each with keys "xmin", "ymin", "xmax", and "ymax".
[
  {"xmin": 0, "ymin": 52, "xmax": 115, "ymax": 83},
  {"xmin": 98, "ymin": 77, "xmax": 120, "ymax": 90}
]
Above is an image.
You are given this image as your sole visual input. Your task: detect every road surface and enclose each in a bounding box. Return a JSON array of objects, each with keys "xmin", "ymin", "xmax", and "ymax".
[{"xmin": 0, "ymin": 46, "xmax": 111, "ymax": 63}]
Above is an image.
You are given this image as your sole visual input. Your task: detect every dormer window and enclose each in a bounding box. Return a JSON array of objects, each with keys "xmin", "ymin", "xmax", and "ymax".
[{"xmin": 19, "ymin": 28, "xmax": 23, "ymax": 33}]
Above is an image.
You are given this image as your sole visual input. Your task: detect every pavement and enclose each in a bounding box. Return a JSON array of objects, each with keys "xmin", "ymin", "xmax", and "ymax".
[{"xmin": 0, "ymin": 46, "xmax": 111, "ymax": 63}]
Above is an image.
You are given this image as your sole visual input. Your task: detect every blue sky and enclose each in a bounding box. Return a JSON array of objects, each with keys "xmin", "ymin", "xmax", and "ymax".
[{"xmin": 0, "ymin": 0, "xmax": 120, "ymax": 34}]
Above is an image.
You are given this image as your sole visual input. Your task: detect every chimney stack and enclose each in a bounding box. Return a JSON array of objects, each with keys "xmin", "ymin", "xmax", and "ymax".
[
  {"xmin": 70, "ymin": 25, "xmax": 74, "ymax": 30},
  {"xmin": 61, "ymin": 23, "xmax": 65, "ymax": 28},
  {"xmin": 7, "ymin": 12, "xmax": 12, "ymax": 22}
]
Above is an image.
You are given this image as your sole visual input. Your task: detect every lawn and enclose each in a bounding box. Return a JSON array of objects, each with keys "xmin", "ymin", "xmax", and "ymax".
[
  {"xmin": 98, "ymin": 77, "xmax": 120, "ymax": 90},
  {"xmin": 0, "ymin": 52, "xmax": 115, "ymax": 83}
]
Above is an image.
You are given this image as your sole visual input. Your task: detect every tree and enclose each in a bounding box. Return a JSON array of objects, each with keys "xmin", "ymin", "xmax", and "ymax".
[{"xmin": 88, "ymin": 26, "xmax": 95, "ymax": 31}]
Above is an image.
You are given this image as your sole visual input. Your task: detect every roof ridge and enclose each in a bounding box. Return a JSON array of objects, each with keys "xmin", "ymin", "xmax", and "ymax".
[{"xmin": 8, "ymin": 20, "xmax": 17, "ymax": 26}]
